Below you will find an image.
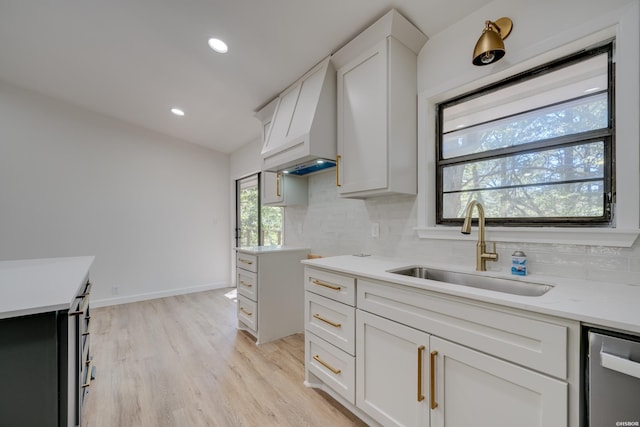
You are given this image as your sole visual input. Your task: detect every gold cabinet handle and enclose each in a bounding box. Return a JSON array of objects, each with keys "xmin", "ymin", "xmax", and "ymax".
[
  {"xmin": 80, "ymin": 281, "xmax": 92, "ymax": 297},
  {"xmin": 417, "ymin": 345, "xmax": 425, "ymax": 402},
  {"xmin": 311, "ymin": 279, "xmax": 341, "ymax": 291},
  {"xmin": 276, "ymin": 172, "xmax": 282, "ymax": 197},
  {"xmin": 239, "ymin": 307, "xmax": 253, "ymax": 316},
  {"xmin": 336, "ymin": 155, "xmax": 341, "ymax": 187},
  {"xmin": 82, "ymin": 359, "xmax": 94, "ymax": 388},
  {"xmin": 239, "ymin": 258, "xmax": 253, "ymax": 265},
  {"xmin": 313, "ymin": 313, "xmax": 342, "ymax": 328},
  {"xmin": 239, "ymin": 280, "xmax": 253, "ymax": 288},
  {"xmin": 313, "ymin": 354, "xmax": 341, "ymax": 374},
  {"xmin": 430, "ymin": 350, "xmax": 438, "ymax": 409},
  {"xmin": 69, "ymin": 294, "xmax": 90, "ymax": 316}
]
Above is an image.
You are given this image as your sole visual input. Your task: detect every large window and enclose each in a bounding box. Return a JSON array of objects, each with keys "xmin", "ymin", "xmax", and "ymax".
[
  {"xmin": 436, "ymin": 43, "xmax": 614, "ymax": 226},
  {"xmin": 235, "ymin": 174, "xmax": 283, "ymax": 247}
]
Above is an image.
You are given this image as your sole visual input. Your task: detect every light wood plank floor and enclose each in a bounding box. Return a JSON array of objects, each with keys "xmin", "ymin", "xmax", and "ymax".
[{"xmin": 82, "ymin": 288, "xmax": 366, "ymax": 427}]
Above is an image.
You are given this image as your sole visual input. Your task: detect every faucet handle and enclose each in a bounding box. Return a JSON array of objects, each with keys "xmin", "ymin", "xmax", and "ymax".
[{"xmin": 489, "ymin": 242, "xmax": 499, "ymax": 260}]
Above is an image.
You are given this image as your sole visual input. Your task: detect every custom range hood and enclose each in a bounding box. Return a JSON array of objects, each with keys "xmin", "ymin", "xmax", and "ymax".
[{"xmin": 260, "ymin": 56, "xmax": 336, "ymax": 175}]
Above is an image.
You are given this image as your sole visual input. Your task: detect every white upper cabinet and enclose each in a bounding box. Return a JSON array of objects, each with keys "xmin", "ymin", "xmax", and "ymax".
[
  {"xmin": 332, "ymin": 9, "xmax": 427, "ymax": 198},
  {"xmin": 262, "ymin": 171, "xmax": 307, "ymax": 206},
  {"xmin": 261, "ymin": 56, "xmax": 336, "ymax": 172}
]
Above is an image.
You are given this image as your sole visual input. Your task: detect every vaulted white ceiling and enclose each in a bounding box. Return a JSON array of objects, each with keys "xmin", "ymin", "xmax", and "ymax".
[{"xmin": 0, "ymin": 0, "xmax": 492, "ymax": 153}]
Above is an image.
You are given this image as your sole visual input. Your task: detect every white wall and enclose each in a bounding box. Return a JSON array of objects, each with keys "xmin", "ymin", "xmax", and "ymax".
[
  {"xmin": 0, "ymin": 81, "xmax": 231, "ymax": 305},
  {"xmin": 284, "ymin": 0, "xmax": 640, "ymax": 286},
  {"xmin": 230, "ymin": 138, "xmax": 262, "ymax": 181}
]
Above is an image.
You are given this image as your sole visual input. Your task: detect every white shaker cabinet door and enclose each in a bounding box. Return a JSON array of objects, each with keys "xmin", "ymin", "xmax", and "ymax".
[
  {"xmin": 262, "ymin": 171, "xmax": 284, "ymax": 205},
  {"xmin": 337, "ymin": 40, "xmax": 388, "ymax": 195},
  {"xmin": 429, "ymin": 336, "xmax": 567, "ymax": 427},
  {"xmin": 356, "ymin": 309, "xmax": 430, "ymax": 427}
]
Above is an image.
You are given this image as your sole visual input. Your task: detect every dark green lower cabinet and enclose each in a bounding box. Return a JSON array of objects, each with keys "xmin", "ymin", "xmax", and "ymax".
[
  {"xmin": 0, "ymin": 311, "xmax": 69, "ymax": 426},
  {"xmin": 0, "ymin": 280, "xmax": 90, "ymax": 427}
]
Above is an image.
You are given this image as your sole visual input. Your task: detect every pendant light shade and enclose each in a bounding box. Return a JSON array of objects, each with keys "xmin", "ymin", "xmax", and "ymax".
[{"xmin": 472, "ymin": 17, "xmax": 513, "ymax": 66}]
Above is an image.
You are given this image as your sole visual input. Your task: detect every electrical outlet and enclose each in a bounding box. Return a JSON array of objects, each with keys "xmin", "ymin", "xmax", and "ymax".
[
  {"xmin": 111, "ymin": 285, "xmax": 120, "ymax": 296},
  {"xmin": 371, "ymin": 222, "xmax": 380, "ymax": 238}
]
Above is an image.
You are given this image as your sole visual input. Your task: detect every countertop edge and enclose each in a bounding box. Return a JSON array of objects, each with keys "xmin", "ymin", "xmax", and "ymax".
[
  {"xmin": 0, "ymin": 256, "xmax": 95, "ymax": 320},
  {"xmin": 302, "ymin": 255, "xmax": 640, "ymax": 335},
  {"xmin": 235, "ymin": 246, "xmax": 310, "ymax": 254}
]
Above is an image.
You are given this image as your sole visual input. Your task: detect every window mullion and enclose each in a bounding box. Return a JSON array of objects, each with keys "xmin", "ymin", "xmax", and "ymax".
[{"xmin": 439, "ymin": 130, "xmax": 611, "ymax": 167}]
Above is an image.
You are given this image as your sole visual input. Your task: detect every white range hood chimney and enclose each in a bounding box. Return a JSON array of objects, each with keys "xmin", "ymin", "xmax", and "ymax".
[{"xmin": 260, "ymin": 56, "xmax": 336, "ymax": 174}]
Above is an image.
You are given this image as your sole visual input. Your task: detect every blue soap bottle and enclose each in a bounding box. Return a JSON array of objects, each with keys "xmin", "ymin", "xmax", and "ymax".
[{"xmin": 511, "ymin": 250, "xmax": 527, "ymax": 276}]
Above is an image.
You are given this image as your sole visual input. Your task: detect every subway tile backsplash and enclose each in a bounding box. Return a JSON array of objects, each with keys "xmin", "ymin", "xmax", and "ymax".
[{"xmin": 285, "ymin": 170, "xmax": 640, "ymax": 286}]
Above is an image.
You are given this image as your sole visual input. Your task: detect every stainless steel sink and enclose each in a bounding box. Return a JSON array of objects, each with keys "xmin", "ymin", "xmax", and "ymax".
[{"xmin": 388, "ymin": 266, "xmax": 553, "ymax": 297}]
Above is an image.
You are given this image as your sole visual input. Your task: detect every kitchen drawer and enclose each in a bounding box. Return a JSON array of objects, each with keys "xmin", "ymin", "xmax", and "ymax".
[
  {"xmin": 305, "ymin": 267, "xmax": 356, "ymax": 306},
  {"xmin": 305, "ymin": 291, "xmax": 355, "ymax": 355},
  {"xmin": 358, "ymin": 278, "xmax": 571, "ymax": 379},
  {"xmin": 236, "ymin": 252, "xmax": 257, "ymax": 273},
  {"xmin": 237, "ymin": 295, "xmax": 258, "ymax": 332},
  {"xmin": 306, "ymin": 332, "xmax": 355, "ymax": 405},
  {"xmin": 237, "ymin": 268, "xmax": 258, "ymax": 300}
]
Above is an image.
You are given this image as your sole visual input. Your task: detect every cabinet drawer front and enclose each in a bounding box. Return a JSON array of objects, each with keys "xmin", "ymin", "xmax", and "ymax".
[
  {"xmin": 358, "ymin": 279, "xmax": 571, "ymax": 379},
  {"xmin": 306, "ymin": 292, "xmax": 355, "ymax": 355},
  {"xmin": 237, "ymin": 269, "xmax": 257, "ymax": 300},
  {"xmin": 236, "ymin": 253, "xmax": 257, "ymax": 273},
  {"xmin": 306, "ymin": 332, "xmax": 355, "ymax": 405},
  {"xmin": 305, "ymin": 267, "xmax": 355, "ymax": 306},
  {"xmin": 237, "ymin": 295, "xmax": 257, "ymax": 332}
]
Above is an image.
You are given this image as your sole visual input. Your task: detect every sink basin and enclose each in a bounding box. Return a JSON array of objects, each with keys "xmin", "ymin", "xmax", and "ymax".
[{"xmin": 388, "ymin": 266, "xmax": 553, "ymax": 297}]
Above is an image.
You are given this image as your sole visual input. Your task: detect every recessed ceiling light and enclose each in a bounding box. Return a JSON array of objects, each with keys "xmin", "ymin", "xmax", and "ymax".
[
  {"xmin": 584, "ymin": 87, "xmax": 600, "ymax": 93},
  {"xmin": 170, "ymin": 108, "xmax": 185, "ymax": 116},
  {"xmin": 317, "ymin": 160, "xmax": 325, "ymax": 164},
  {"xmin": 208, "ymin": 38, "xmax": 228, "ymax": 54}
]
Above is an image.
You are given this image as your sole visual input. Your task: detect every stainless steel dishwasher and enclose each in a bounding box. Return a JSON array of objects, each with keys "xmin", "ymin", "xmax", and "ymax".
[{"xmin": 587, "ymin": 329, "xmax": 640, "ymax": 426}]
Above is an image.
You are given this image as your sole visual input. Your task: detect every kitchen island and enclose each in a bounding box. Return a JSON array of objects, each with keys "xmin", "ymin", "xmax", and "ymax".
[{"xmin": 0, "ymin": 256, "xmax": 94, "ymax": 427}]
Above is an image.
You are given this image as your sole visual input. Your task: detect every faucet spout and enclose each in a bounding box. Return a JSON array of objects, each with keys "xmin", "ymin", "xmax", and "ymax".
[{"xmin": 461, "ymin": 200, "xmax": 498, "ymax": 271}]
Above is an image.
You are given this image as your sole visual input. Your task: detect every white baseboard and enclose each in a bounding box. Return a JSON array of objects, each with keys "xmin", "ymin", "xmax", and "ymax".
[{"xmin": 91, "ymin": 282, "xmax": 229, "ymax": 308}]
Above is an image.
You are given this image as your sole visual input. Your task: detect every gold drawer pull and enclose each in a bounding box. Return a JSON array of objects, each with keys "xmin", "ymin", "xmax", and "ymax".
[
  {"xmin": 80, "ymin": 281, "xmax": 92, "ymax": 297},
  {"xmin": 69, "ymin": 295, "xmax": 90, "ymax": 316},
  {"xmin": 313, "ymin": 313, "xmax": 342, "ymax": 328},
  {"xmin": 417, "ymin": 345, "xmax": 425, "ymax": 402},
  {"xmin": 311, "ymin": 279, "xmax": 341, "ymax": 291},
  {"xmin": 239, "ymin": 307, "xmax": 253, "ymax": 316},
  {"xmin": 82, "ymin": 359, "xmax": 94, "ymax": 388},
  {"xmin": 430, "ymin": 350, "xmax": 438, "ymax": 410},
  {"xmin": 313, "ymin": 354, "xmax": 341, "ymax": 375},
  {"xmin": 239, "ymin": 259, "xmax": 253, "ymax": 265},
  {"xmin": 239, "ymin": 280, "xmax": 253, "ymax": 288}
]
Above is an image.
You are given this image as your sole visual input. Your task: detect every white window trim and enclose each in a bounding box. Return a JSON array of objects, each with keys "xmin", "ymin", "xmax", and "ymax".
[{"xmin": 417, "ymin": 3, "xmax": 640, "ymax": 248}]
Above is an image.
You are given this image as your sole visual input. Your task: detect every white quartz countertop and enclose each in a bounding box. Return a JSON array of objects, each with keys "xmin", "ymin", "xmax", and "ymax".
[
  {"xmin": 235, "ymin": 245, "xmax": 310, "ymax": 254},
  {"xmin": 0, "ymin": 256, "xmax": 95, "ymax": 320},
  {"xmin": 302, "ymin": 255, "xmax": 640, "ymax": 335}
]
